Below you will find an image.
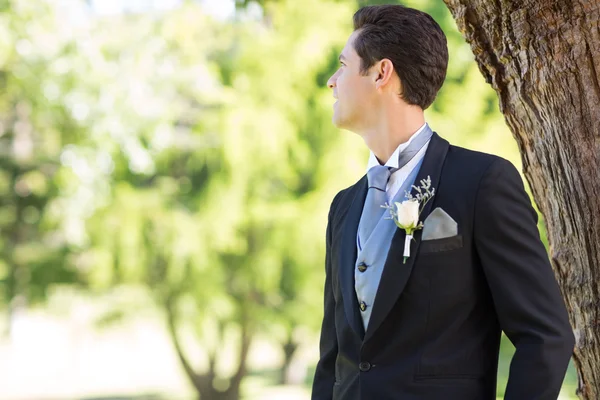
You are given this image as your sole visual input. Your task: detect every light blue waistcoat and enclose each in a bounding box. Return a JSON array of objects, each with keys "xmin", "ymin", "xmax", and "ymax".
[{"xmin": 355, "ymin": 157, "xmax": 425, "ymax": 330}]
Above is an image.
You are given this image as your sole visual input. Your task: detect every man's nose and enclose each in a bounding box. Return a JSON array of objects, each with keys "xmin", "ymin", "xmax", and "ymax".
[{"xmin": 327, "ymin": 74, "xmax": 336, "ymax": 89}]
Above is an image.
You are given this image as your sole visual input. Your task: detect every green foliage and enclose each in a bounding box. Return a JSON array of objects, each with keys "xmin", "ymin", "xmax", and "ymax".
[{"xmin": 0, "ymin": 0, "xmax": 84, "ymax": 312}]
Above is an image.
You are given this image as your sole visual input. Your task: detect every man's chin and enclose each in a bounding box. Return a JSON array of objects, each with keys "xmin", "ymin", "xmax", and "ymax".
[
  {"xmin": 332, "ymin": 109, "xmax": 357, "ymax": 131},
  {"xmin": 332, "ymin": 114, "xmax": 346, "ymax": 129}
]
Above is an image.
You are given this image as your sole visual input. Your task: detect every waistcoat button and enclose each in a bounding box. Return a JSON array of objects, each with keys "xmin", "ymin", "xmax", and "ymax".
[{"xmin": 359, "ymin": 362, "xmax": 371, "ymax": 372}]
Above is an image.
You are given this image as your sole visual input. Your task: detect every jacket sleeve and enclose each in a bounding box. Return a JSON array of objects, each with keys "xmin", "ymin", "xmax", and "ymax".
[
  {"xmin": 474, "ymin": 158, "xmax": 575, "ymax": 400},
  {"xmin": 311, "ymin": 192, "xmax": 342, "ymax": 400}
]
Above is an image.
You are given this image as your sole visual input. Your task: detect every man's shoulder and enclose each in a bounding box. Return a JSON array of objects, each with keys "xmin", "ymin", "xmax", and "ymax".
[
  {"xmin": 331, "ymin": 179, "xmax": 360, "ymax": 205},
  {"xmin": 327, "ymin": 175, "xmax": 366, "ymax": 221},
  {"xmin": 445, "ymin": 143, "xmax": 518, "ymax": 180},
  {"xmin": 436, "ymin": 142, "xmax": 525, "ymax": 201},
  {"xmin": 446, "ymin": 143, "xmax": 504, "ymax": 167}
]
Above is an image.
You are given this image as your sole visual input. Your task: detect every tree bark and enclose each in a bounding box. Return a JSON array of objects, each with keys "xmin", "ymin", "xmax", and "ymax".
[{"xmin": 443, "ymin": 0, "xmax": 600, "ymax": 398}]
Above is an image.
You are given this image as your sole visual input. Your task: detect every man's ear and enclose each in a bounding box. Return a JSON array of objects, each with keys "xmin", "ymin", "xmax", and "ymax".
[{"xmin": 374, "ymin": 58, "xmax": 395, "ymax": 90}]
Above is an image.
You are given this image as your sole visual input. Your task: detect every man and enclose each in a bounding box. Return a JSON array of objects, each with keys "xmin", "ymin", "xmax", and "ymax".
[{"xmin": 312, "ymin": 5, "xmax": 575, "ymax": 400}]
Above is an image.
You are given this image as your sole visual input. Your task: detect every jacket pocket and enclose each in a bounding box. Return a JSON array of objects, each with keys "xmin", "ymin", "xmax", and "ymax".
[
  {"xmin": 413, "ymin": 373, "xmax": 483, "ymax": 384},
  {"xmin": 420, "ymin": 234, "xmax": 463, "ymax": 254}
]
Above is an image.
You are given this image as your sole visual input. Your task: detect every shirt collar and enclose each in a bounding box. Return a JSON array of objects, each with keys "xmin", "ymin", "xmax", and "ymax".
[{"xmin": 366, "ymin": 122, "xmax": 429, "ymax": 172}]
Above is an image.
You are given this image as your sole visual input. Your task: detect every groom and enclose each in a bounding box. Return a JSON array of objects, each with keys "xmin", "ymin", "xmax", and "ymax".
[{"xmin": 312, "ymin": 5, "xmax": 575, "ymax": 400}]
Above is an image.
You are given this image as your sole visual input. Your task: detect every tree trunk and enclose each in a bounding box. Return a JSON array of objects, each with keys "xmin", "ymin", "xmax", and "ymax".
[
  {"xmin": 164, "ymin": 296, "xmax": 211, "ymax": 397},
  {"xmin": 279, "ymin": 330, "xmax": 299, "ymax": 385},
  {"xmin": 164, "ymin": 295, "xmax": 252, "ymax": 400},
  {"xmin": 443, "ymin": 0, "xmax": 600, "ymax": 398},
  {"xmin": 7, "ymin": 170, "xmax": 29, "ymax": 339},
  {"xmin": 223, "ymin": 302, "xmax": 253, "ymax": 400}
]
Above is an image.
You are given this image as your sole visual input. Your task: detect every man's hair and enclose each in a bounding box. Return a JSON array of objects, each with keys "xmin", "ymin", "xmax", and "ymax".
[{"xmin": 353, "ymin": 5, "xmax": 448, "ymax": 110}]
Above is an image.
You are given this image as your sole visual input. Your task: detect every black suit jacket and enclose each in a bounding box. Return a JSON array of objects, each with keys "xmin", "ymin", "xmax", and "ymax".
[{"xmin": 312, "ymin": 133, "xmax": 575, "ymax": 400}]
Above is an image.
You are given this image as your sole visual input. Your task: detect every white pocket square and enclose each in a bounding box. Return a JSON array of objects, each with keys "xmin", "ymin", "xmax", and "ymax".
[{"xmin": 422, "ymin": 207, "xmax": 457, "ymax": 240}]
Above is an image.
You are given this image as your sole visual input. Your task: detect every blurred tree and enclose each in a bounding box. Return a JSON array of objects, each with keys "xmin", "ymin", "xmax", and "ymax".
[
  {"xmin": 443, "ymin": 0, "xmax": 599, "ymax": 398},
  {"xmin": 81, "ymin": 0, "xmax": 358, "ymax": 398},
  {"xmin": 0, "ymin": 0, "xmax": 83, "ymax": 335},
  {"xmin": 82, "ymin": 5, "xmax": 251, "ymax": 398}
]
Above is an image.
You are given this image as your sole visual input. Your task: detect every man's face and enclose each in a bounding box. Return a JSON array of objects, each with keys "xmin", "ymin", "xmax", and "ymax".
[{"xmin": 327, "ymin": 30, "xmax": 376, "ymax": 131}]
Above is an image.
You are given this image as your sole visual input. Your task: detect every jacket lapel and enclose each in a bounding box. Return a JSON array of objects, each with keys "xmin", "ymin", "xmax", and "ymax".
[
  {"xmin": 339, "ymin": 176, "xmax": 367, "ymax": 339},
  {"xmin": 364, "ymin": 133, "xmax": 449, "ymax": 342}
]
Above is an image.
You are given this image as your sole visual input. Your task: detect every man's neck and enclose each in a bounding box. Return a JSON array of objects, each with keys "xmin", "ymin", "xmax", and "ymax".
[{"xmin": 362, "ymin": 111, "xmax": 426, "ymax": 165}]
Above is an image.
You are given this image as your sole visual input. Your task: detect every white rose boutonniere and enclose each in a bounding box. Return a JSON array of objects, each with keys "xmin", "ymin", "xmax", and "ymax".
[{"xmin": 382, "ymin": 176, "xmax": 435, "ymax": 264}]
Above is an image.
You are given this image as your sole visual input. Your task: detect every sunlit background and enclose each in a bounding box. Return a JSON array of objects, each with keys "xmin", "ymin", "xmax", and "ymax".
[{"xmin": 0, "ymin": 0, "xmax": 578, "ymax": 399}]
